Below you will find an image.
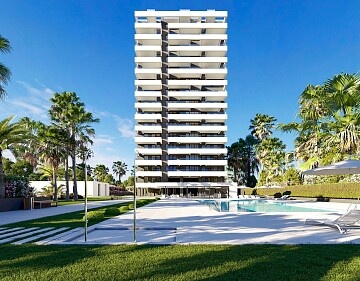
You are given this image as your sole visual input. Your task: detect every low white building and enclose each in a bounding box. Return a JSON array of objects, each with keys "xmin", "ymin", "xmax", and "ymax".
[{"xmin": 30, "ymin": 181, "xmax": 110, "ymax": 197}]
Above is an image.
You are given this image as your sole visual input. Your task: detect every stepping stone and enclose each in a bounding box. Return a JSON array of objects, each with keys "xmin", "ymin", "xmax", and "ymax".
[
  {"xmin": 0, "ymin": 227, "xmax": 24, "ymax": 235},
  {"xmin": 0, "ymin": 228, "xmax": 36, "ymax": 240},
  {"xmin": 0, "ymin": 228, "xmax": 52, "ymax": 244},
  {"xmin": 41, "ymin": 228, "xmax": 83, "ymax": 245},
  {"xmin": 13, "ymin": 227, "xmax": 69, "ymax": 245}
]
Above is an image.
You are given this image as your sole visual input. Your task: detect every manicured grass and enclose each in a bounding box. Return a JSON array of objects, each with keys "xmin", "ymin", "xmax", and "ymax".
[
  {"xmin": 52, "ymin": 196, "xmax": 132, "ymax": 206},
  {"xmin": 0, "ymin": 244, "xmax": 360, "ymax": 280},
  {"xmin": 3, "ymin": 199, "xmax": 156, "ymax": 229}
]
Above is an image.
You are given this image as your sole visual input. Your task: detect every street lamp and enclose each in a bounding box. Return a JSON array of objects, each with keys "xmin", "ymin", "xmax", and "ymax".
[
  {"xmin": 84, "ymin": 159, "xmax": 88, "ymax": 242},
  {"xmin": 133, "ymin": 151, "xmax": 137, "ymax": 243}
]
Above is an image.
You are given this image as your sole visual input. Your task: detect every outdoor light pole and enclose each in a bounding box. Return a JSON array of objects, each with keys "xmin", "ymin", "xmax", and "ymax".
[
  {"xmin": 133, "ymin": 152, "xmax": 137, "ymax": 243},
  {"xmin": 84, "ymin": 159, "xmax": 88, "ymax": 242}
]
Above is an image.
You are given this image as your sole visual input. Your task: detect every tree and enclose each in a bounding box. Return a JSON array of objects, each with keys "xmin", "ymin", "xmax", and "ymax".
[
  {"xmin": 279, "ymin": 72, "xmax": 360, "ymax": 171},
  {"xmin": 49, "ymin": 92, "xmax": 99, "ymax": 200},
  {"xmin": 0, "ymin": 116, "xmax": 31, "ymax": 198},
  {"xmin": 112, "ymin": 161, "xmax": 128, "ymax": 184},
  {"xmin": 37, "ymin": 125, "xmax": 66, "ymax": 206},
  {"xmin": 249, "ymin": 113, "xmax": 277, "ymax": 141},
  {"xmin": 256, "ymin": 137, "xmax": 286, "ymax": 186},
  {"xmin": 0, "ymin": 35, "xmax": 11, "ymax": 99},
  {"xmin": 227, "ymin": 135, "xmax": 259, "ymax": 186},
  {"xmin": 93, "ymin": 164, "xmax": 109, "ymax": 182}
]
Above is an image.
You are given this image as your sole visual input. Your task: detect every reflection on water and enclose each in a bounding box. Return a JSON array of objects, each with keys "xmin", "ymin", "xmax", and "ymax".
[{"xmin": 198, "ymin": 199, "xmax": 328, "ymax": 213}]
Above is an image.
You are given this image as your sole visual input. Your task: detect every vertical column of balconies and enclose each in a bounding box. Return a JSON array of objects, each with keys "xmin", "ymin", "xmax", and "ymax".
[{"xmin": 160, "ymin": 21, "xmax": 169, "ymax": 182}]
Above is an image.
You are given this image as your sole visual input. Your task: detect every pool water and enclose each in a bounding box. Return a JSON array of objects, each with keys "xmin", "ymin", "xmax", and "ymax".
[{"xmin": 197, "ymin": 199, "xmax": 330, "ymax": 213}]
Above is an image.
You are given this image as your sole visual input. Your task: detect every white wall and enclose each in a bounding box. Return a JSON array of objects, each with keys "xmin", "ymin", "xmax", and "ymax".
[{"xmin": 30, "ymin": 181, "xmax": 110, "ymax": 197}]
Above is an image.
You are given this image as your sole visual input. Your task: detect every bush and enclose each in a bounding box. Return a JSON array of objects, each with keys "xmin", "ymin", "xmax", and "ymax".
[
  {"xmin": 247, "ymin": 183, "xmax": 360, "ymax": 199},
  {"xmin": 128, "ymin": 203, "xmax": 134, "ymax": 210},
  {"xmin": 4, "ymin": 176, "xmax": 33, "ymax": 198},
  {"xmin": 83, "ymin": 211, "xmax": 104, "ymax": 222},
  {"xmin": 104, "ymin": 207, "xmax": 121, "ymax": 216},
  {"xmin": 119, "ymin": 206, "xmax": 129, "ymax": 213},
  {"xmin": 283, "ymin": 191, "xmax": 291, "ymax": 196}
]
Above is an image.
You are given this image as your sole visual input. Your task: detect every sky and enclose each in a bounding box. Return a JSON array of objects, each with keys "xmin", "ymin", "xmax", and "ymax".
[{"xmin": 1, "ymin": 0, "xmax": 360, "ymax": 178}]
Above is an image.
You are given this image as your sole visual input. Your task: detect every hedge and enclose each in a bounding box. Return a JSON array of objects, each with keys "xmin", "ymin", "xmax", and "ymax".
[{"xmin": 245, "ymin": 183, "xmax": 360, "ymax": 199}]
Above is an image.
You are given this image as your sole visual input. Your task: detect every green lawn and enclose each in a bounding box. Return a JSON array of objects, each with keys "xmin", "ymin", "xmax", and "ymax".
[
  {"xmin": 0, "ymin": 244, "xmax": 360, "ymax": 280},
  {"xmin": 3, "ymin": 199, "xmax": 154, "ymax": 229},
  {"xmin": 52, "ymin": 196, "xmax": 132, "ymax": 206}
]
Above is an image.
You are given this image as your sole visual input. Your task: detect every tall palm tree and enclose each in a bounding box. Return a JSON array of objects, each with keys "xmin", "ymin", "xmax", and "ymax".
[
  {"xmin": 112, "ymin": 161, "xmax": 128, "ymax": 184},
  {"xmin": 249, "ymin": 113, "xmax": 277, "ymax": 141},
  {"xmin": 38, "ymin": 125, "xmax": 66, "ymax": 206},
  {"xmin": 256, "ymin": 137, "xmax": 286, "ymax": 185},
  {"xmin": 49, "ymin": 92, "xmax": 99, "ymax": 200},
  {"xmin": 0, "ymin": 35, "xmax": 11, "ymax": 99},
  {"xmin": 0, "ymin": 116, "xmax": 31, "ymax": 198}
]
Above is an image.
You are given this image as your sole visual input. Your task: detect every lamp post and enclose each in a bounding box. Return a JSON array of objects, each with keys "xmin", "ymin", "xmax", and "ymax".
[
  {"xmin": 84, "ymin": 159, "xmax": 88, "ymax": 242},
  {"xmin": 133, "ymin": 152, "xmax": 137, "ymax": 243}
]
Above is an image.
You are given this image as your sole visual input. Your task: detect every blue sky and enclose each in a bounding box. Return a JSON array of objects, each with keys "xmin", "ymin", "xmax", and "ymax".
[{"xmin": 1, "ymin": 0, "xmax": 360, "ymax": 177}]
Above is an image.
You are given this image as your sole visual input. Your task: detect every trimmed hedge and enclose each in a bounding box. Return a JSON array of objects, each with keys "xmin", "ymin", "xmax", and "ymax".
[
  {"xmin": 119, "ymin": 206, "xmax": 129, "ymax": 213},
  {"xmin": 104, "ymin": 207, "xmax": 121, "ymax": 216},
  {"xmin": 246, "ymin": 183, "xmax": 360, "ymax": 199},
  {"xmin": 83, "ymin": 211, "xmax": 104, "ymax": 222}
]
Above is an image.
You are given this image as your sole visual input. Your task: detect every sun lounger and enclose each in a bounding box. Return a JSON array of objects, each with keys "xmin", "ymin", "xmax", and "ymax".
[
  {"xmin": 305, "ymin": 209, "xmax": 360, "ymax": 234},
  {"xmin": 275, "ymin": 195, "xmax": 290, "ymax": 200}
]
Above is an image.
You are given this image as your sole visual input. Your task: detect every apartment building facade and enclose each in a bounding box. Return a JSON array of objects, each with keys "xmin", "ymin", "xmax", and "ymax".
[{"xmin": 134, "ymin": 10, "xmax": 229, "ymax": 196}]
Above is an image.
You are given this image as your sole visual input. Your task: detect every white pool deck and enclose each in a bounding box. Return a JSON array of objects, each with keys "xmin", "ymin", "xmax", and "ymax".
[{"xmin": 2, "ymin": 198, "xmax": 360, "ymax": 245}]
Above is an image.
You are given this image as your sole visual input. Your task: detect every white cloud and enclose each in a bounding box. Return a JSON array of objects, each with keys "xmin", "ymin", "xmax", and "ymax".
[
  {"xmin": 114, "ymin": 117, "xmax": 135, "ymax": 138},
  {"xmin": 17, "ymin": 80, "xmax": 54, "ymax": 101},
  {"xmin": 10, "ymin": 99, "xmax": 47, "ymax": 116},
  {"xmin": 93, "ymin": 134, "xmax": 114, "ymax": 146}
]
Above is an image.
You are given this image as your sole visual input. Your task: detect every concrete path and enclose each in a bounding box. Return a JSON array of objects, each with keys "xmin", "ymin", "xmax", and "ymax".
[{"xmin": 0, "ymin": 199, "xmax": 132, "ymax": 226}]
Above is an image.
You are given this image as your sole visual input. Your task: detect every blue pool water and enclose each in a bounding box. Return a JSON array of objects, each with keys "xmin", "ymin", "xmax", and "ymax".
[{"xmin": 197, "ymin": 199, "xmax": 330, "ymax": 213}]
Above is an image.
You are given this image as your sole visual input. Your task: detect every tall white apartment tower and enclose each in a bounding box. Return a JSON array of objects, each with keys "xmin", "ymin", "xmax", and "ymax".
[{"xmin": 134, "ymin": 10, "xmax": 228, "ymax": 196}]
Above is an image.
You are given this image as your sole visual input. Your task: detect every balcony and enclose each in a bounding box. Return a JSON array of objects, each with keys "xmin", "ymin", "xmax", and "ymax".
[
  {"xmin": 167, "ymin": 125, "xmax": 227, "ymax": 133},
  {"xmin": 168, "ymin": 136, "xmax": 227, "ymax": 144},
  {"xmin": 135, "ymin": 159, "xmax": 162, "ymax": 166},
  {"xmin": 168, "ymin": 159, "xmax": 227, "ymax": 166},
  {"xmin": 167, "ymin": 113, "xmax": 227, "ymax": 122},
  {"xmin": 135, "ymin": 137, "xmax": 162, "ymax": 144},
  {"xmin": 135, "ymin": 125, "xmax": 162, "ymax": 133},
  {"xmin": 168, "ymin": 171, "xmax": 227, "ymax": 177},
  {"xmin": 168, "ymin": 148, "xmax": 227, "ymax": 155},
  {"xmin": 134, "ymin": 113, "xmax": 161, "ymax": 122},
  {"xmin": 136, "ymin": 148, "xmax": 162, "ymax": 155},
  {"xmin": 135, "ymin": 171, "xmax": 162, "ymax": 177},
  {"xmin": 135, "ymin": 102, "xmax": 161, "ymax": 112}
]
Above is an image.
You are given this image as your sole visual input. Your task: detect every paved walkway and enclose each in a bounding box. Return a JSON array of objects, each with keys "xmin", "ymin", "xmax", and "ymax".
[
  {"xmin": 2, "ymin": 198, "xmax": 360, "ymax": 245},
  {"xmin": 0, "ymin": 199, "xmax": 132, "ymax": 226}
]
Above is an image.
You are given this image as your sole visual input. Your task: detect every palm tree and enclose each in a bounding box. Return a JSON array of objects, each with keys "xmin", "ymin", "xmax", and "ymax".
[
  {"xmin": 37, "ymin": 125, "xmax": 66, "ymax": 206},
  {"xmin": 0, "ymin": 35, "xmax": 11, "ymax": 99},
  {"xmin": 94, "ymin": 164, "xmax": 109, "ymax": 182},
  {"xmin": 112, "ymin": 161, "xmax": 128, "ymax": 184},
  {"xmin": 49, "ymin": 92, "xmax": 99, "ymax": 200},
  {"xmin": 256, "ymin": 137, "xmax": 286, "ymax": 186},
  {"xmin": 249, "ymin": 113, "xmax": 277, "ymax": 141},
  {"xmin": 0, "ymin": 116, "xmax": 31, "ymax": 198},
  {"xmin": 280, "ymin": 73, "xmax": 360, "ymax": 170}
]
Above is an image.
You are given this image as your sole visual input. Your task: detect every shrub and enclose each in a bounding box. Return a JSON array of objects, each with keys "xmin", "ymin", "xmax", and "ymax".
[
  {"xmin": 104, "ymin": 207, "xmax": 121, "ymax": 216},
  {"xmin": 283, "ymin": 191, "xmax": 291, "ymax": 196},
  {"xmin": 119, "ymin": 206, "xmax": 129, "ymax": 213},
  {"xmin": 128, "ymin": 203, "xmax": 134, "ymax": 210},
  {"xmin": 4, "ymin": 176, "xmax": 33, "ymax": 198},
  {"xmin": 247, "ymin": 183, "xmax": 360, "ymax": 199},
  {"xmin": 83, "ymin": 211, "xmax": 104, "ymax": 222}
]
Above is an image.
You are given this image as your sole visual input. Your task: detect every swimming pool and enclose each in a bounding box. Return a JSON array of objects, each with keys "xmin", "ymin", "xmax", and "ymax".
[{"xmin": 197, "ymin": 199, "xmax": 331, "ymax": 213}]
